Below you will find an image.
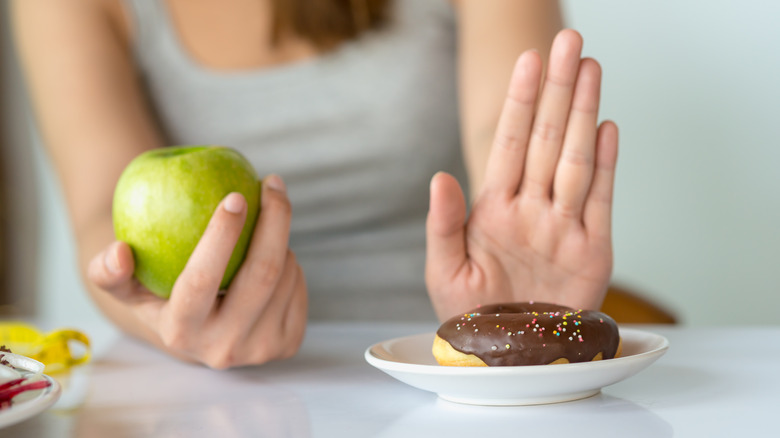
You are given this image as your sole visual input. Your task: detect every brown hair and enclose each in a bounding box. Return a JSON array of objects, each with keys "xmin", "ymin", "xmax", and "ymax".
[{"xmin": 270, "ymin": 0, "xmax": 392, "ymax": 50}]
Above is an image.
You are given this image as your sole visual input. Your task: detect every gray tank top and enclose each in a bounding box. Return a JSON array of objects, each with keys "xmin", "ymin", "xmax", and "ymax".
[{"xmin": 123, "ymin": 0, "xmax": 468, "ymax": 320}]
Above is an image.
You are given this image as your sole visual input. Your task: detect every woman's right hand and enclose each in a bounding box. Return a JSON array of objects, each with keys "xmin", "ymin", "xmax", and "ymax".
[
  {"xmin": 13, "ymin": 1, "xmax": 305, "ymax": 368},
  {"xmin": 87, "ymin": 175, "xmax": 308, "ymax": 369}
]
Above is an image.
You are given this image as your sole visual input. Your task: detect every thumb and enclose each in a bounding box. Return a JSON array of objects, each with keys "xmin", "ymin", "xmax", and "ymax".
[
  {"xmin": 87, "ymin": 240, "xmax": 139, "ymax": 300},
  {"xmin": 426, "ymin": 172, "xmax": 468, "ymax": 281}
]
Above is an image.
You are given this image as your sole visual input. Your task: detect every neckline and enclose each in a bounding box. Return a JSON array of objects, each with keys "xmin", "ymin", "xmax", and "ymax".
[{"xmin": 151, "ymin": 0, "xmax": 335, "ymax": 80}]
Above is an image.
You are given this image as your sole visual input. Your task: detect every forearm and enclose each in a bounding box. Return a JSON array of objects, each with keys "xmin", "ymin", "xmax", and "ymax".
[
  {"xmin": 13, "ymin": 0, "xmax": 168, "ymax": 344},
  {"xmin": 454, "ymin": 0, "xmax": 563, "ymax": 200}
]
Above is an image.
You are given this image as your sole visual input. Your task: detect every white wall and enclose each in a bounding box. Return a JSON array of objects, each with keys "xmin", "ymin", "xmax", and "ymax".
[
  {"xmin": 562, "ymin": 0, "xmax": 780, "ymax": 324},
  {"xmin": 2, "ymin": 2, "xmax": 778, "ymax": 326}
]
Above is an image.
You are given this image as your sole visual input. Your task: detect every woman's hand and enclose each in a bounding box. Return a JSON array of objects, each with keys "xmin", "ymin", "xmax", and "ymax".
[
  {"xmin": 426, "ymin": 29, "xmax": 618, "ymax": 320},
  {"xmin": 88, "ymin": 175, "xmax": 308, "ymax": 369}
]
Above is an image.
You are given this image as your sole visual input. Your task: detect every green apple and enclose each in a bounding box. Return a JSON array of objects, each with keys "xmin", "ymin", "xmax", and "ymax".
[{"xmin": 112, "ymin": 145, "xmax": 260, "ymax": 298}]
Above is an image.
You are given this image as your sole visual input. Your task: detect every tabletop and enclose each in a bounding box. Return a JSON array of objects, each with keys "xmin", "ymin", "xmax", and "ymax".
[{"xmin": 1, "ymin": 322, "xmax": 778, "ymax": 437}]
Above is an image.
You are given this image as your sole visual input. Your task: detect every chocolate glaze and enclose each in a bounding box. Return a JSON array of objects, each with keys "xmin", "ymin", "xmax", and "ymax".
[{"xmin": 437, "ymin": 302, "xmax": 620, "ymax": 366}]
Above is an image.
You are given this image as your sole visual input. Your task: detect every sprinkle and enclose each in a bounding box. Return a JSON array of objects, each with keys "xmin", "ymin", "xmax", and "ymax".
[
  {"xmin": 491, "ymin": 345, "xmax": 497, "ymax": 351},
  {"xmin": 475, "ymin": 329, "xmax": 479, "ymax": 332},
  {"xmin": 505, "ymin": 344, "xmax": 510, "ymax": 349}
]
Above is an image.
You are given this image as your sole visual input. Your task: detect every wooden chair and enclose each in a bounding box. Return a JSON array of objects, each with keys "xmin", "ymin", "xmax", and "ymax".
[{"xmin": 600, "ymin": 284, "xmax": 678, "ymax": 324}]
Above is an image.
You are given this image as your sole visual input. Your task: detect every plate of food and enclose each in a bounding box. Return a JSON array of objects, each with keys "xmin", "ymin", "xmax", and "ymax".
[
  {"xmin": 0, "ymin": 348, "xmax": 61, "ymax": 428},
  {"xmin": 365, "ymin": 303, "xmax": 669, "ymax": 406}
]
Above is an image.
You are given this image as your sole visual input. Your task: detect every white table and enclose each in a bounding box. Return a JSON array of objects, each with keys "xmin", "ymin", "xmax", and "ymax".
[{"xmin": 2, "ymin": 322, "xmax": 778, "ymax": 437}]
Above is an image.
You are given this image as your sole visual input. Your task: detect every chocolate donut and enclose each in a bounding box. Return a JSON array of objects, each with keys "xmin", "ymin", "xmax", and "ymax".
[{"xmin": 433, "ymin": 302, "xmax": 621, "ymax": 366}]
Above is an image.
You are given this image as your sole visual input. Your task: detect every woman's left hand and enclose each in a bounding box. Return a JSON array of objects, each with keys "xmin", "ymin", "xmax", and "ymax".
[{"xmin": 425, "ymin": 29, "xmax": 619, "ymax": 320}]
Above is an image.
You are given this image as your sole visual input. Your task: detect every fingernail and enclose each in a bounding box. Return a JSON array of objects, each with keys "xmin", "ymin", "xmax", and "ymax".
[
  {"xmin": 223, "ymin": 192, "xmax": 246, "ymax": 214},
  {"xmin": 105, "ymin": 243, "xmax": 120, "ymax": 274},
  {"xmin": 265, "ymin": 174, "xmax": 286, "ymax": 193},
  {"xmin": 430, "ymin": 171, "xmax": 444, "ymax": 189}
]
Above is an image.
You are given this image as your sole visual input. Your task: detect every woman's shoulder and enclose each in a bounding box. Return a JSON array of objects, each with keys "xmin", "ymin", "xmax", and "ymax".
[{"xmin": 11, "ymin": 0, "xmax": 132, "ymax": 51}]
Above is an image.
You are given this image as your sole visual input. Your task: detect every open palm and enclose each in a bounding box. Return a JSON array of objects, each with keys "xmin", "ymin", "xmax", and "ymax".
[{"xmin": 426, "ymin": 30, "xmax": 619, "ymax": 320}]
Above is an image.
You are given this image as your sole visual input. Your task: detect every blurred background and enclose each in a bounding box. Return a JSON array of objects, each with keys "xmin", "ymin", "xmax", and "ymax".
[{"xmin": 1, "ymin": 1, "xmax": 778, "ymax": 326}]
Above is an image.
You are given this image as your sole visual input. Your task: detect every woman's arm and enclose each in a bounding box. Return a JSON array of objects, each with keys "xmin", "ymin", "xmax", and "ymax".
[
  {"xmin": 12, "ymin": 0, "xmax": 307, "ymax": 368},
  {"xmin": 453, "ymin": 0, "xmax": 563, "ymax": 200},
  {"xmin": 12, "ymin": 0, "xmax": 165, "ymax": 339}
]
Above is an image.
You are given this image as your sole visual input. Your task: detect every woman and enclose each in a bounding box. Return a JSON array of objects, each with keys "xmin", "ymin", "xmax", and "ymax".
[{"xmin": 11, "ymin": 0, "xmax": 617, "ymax": 368}]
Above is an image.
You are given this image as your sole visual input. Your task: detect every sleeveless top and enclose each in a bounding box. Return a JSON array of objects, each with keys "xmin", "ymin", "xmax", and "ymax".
[{"xmin": 122, "ymin": 0, "xmax": 468, "ymax": 320}]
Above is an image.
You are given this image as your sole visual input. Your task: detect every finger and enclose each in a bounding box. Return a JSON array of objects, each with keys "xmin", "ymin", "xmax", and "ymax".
[
  {"xmin": 425, "ymin": 172, "xmax": 468, "ymax": 282},
  {"xmin": 245, "ymin": 252, "xmax": 308, "ymax": 362},
  {"xmin": 520, "ymin": 29, "xmax": 583, "ymax": 200},
  {"xmin": 222, "ymin": 175, "xmax": 292, "ymax": 314},
  {"xmin": 87, "ymin": 240, "xmax": 165, "ymax": 325},
  {"xmin": 88, "ymin": 240, "xmax": 135, "ymax": 294},
  {"xmin": 481, "ymin": 49, "xmax": 542, "ymax": 196},
  {"xmin": 221, "ymin": 249, "xmax": 296, "ymax": 336},
  {"xmin": 583, "ymin": 121, "xmax": 619, "ymax": 239},
  {"xmin": 274, "ymin": 261, "xmax": 308, "ymax": 359},
  {"xmin": 206, "ymin": 251, "xmax": 302, "ymax": 368},
  {"xmin": 262, "ymin": 251, "xmax": 303, "ymax": 322},
  {"xmin": 168, "ymin": 192, "xmax": 248, "ymax": 325},
  {"xmin": 552, "ymin": 58, "xmax": 602, "ymax": 218},
  {"xmin": 281, "ymin": 264, "xmax": 308, "ymax": 349}
]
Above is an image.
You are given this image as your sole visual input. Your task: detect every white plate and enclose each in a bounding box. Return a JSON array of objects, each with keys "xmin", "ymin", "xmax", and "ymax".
[
  {"xmin": 365, "ymin": 327, "xmax": 668, "ymax": 406},
  {"xmin": 0, "ymin": 374, "xmax": 61, "ymax": 429}
]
